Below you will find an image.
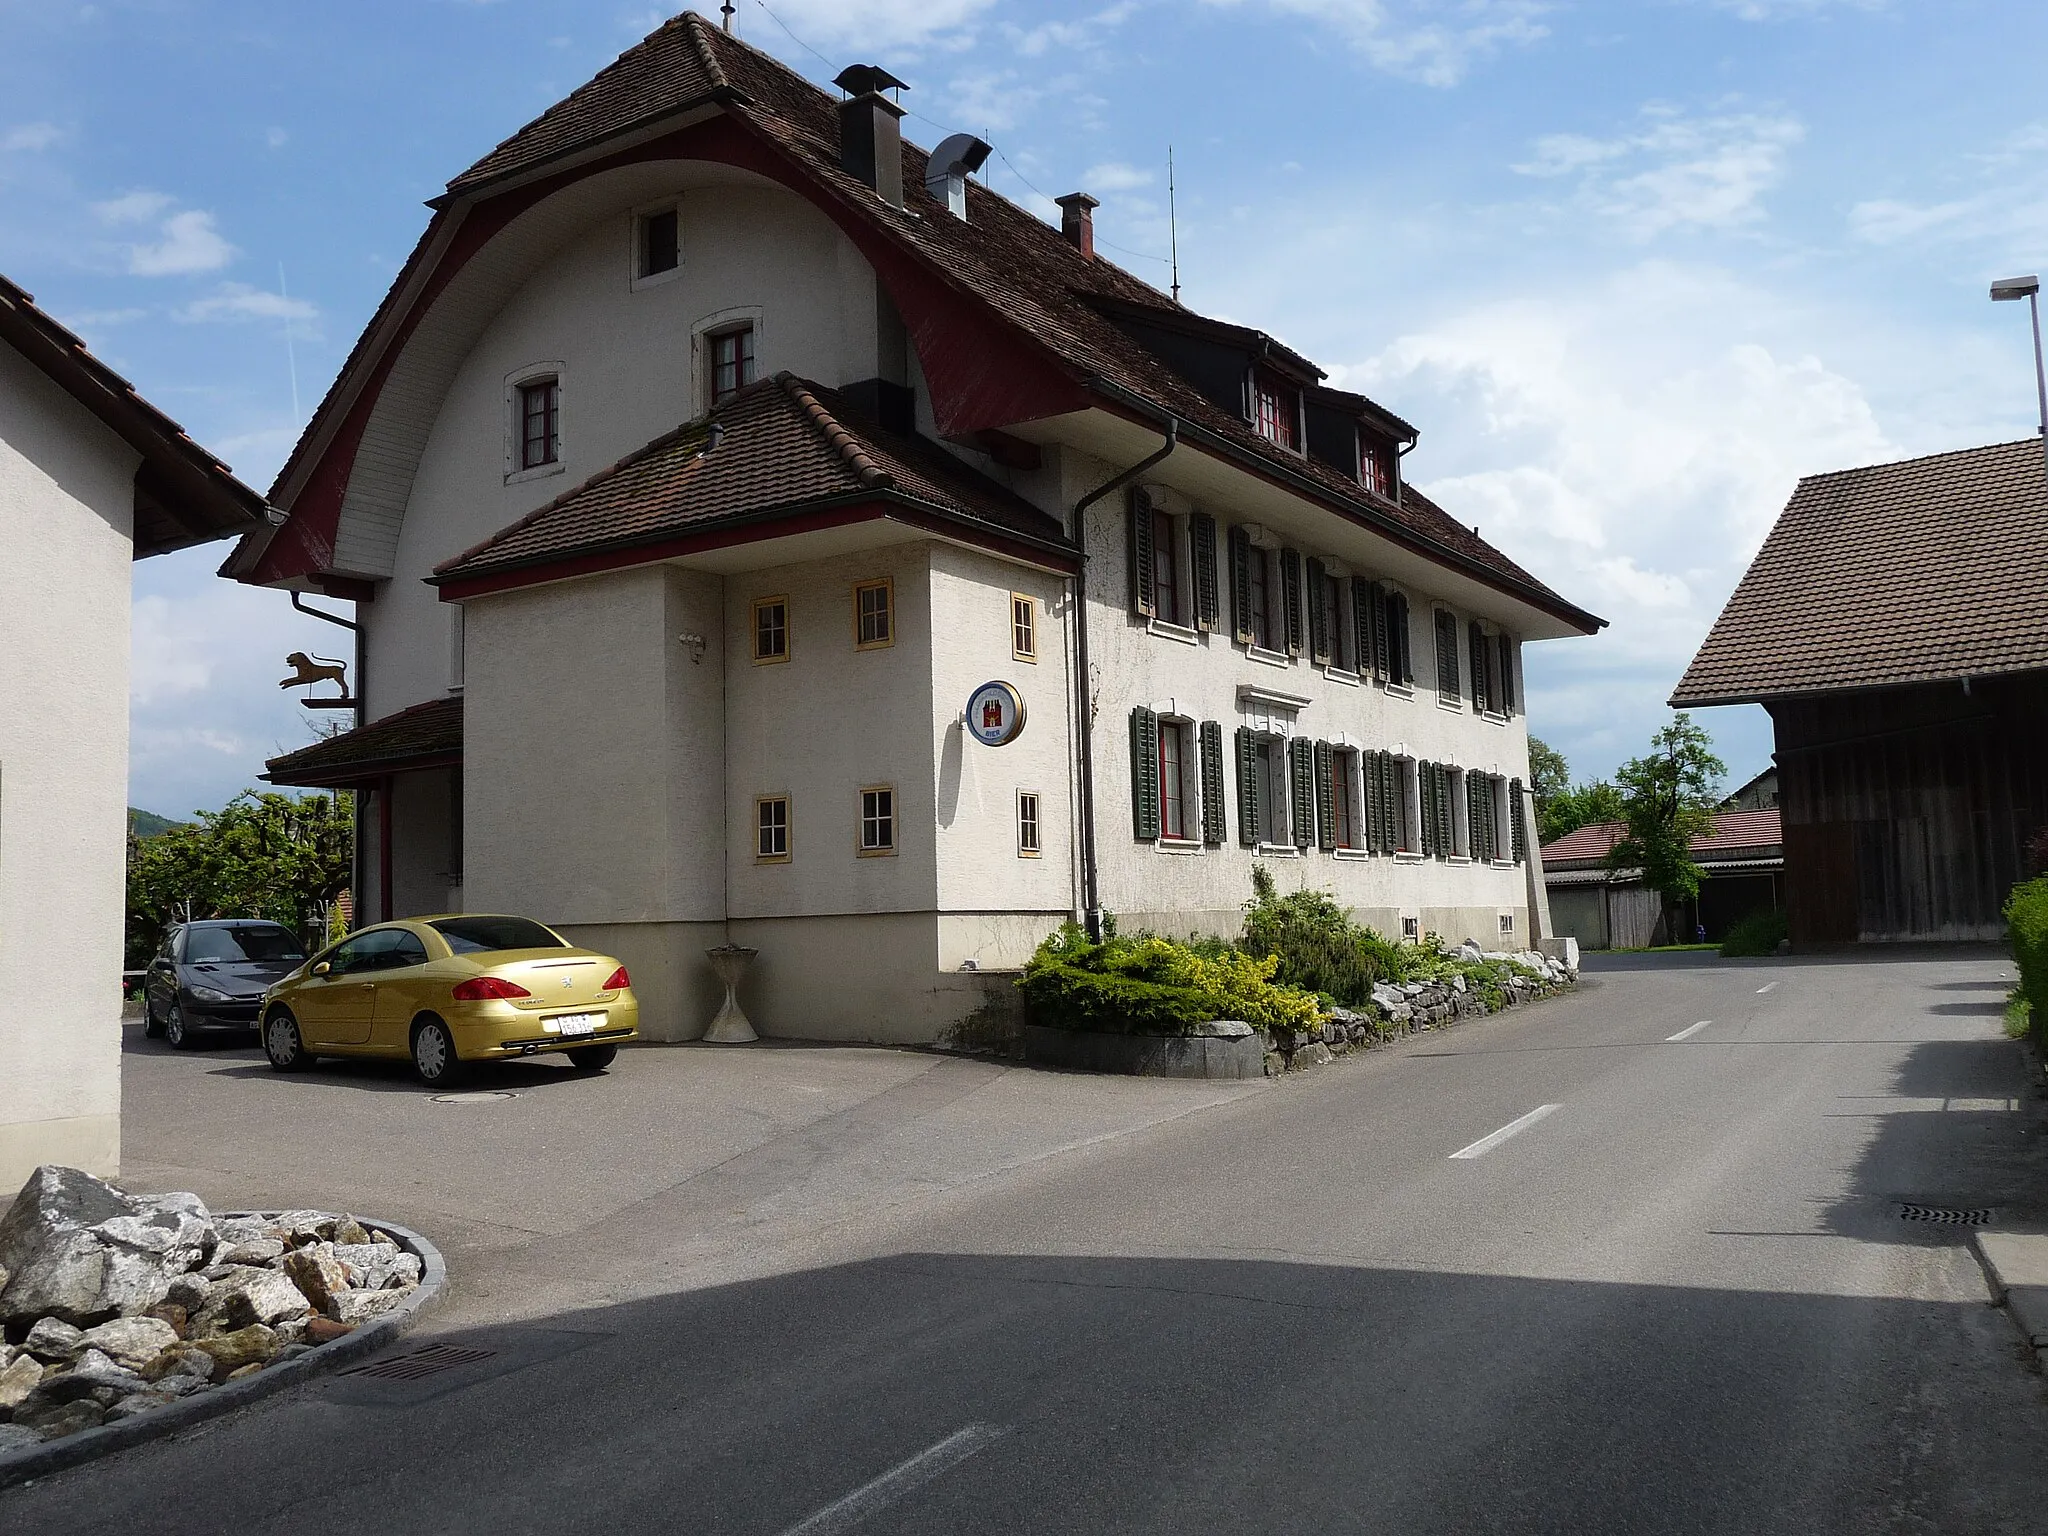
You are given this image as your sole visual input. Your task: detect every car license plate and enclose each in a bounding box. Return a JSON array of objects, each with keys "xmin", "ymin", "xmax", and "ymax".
[{"xmin": 551, "ymin": 1012, "xmax": 599, "ymax": 1037}]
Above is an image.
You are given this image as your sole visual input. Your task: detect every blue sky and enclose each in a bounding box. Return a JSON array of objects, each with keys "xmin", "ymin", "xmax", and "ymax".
[{"xmin": 5, "ymin": 0, "xmax": 2044, "ymax": 817}]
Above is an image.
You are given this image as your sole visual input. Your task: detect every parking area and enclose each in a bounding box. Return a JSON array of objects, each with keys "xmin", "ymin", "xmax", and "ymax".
[{"xmin": 115, "ymin": 1013, "xmax": 1265, "ymax": 1326}]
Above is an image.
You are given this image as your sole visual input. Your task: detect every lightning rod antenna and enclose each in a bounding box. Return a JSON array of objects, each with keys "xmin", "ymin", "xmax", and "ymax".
[
  {"xmin": 1168, "ymin": 145, "xmax": 1181, "ymax": 305},
  {"xmin": 278, "ymin": 261, "xmax": 302, "ymax": 426}
]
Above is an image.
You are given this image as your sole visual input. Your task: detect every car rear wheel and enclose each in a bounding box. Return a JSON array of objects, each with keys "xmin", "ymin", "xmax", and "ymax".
[
  {"xmin": 411, "ymin": 1019, "xmax": 464, "ymax": 1089},
  {"xmin": 165, "ymin": 1002, "xmax": 196, "ymax": 1051},
  {"xmin": 566, "ymin": 1043, "xmax": 618, "ymax": 1073},
  {"xmin": 264, "ymin": 1009, "xmax": 314, "ymax": 1071}
]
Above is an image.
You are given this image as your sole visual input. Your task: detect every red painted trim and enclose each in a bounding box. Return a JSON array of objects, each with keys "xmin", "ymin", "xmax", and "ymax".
[
  {"xmin": 434, "ymin": 498, "xmax": 1077, "ymax": 602},
  {"xmin": 314, "ymin": 575, "xmax": 377, "ymax": 603},
  {"xmin": 254, "ymin": 111, "xmax": 1088, "ymax": 588}
]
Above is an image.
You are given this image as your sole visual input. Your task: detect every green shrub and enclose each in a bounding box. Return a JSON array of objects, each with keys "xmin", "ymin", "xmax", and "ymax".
[
  {"xmin": 1240, "ymin": 865, "xmax": 1402, "ymax": 1006},
  {"xmin": 1018, "ymin": 921, "xmax": 1321, "ymax": 1035},
  {"xmin": 2005, "ymin": 877, "xmax": 2048, "ymax": 1041},
  {"xmin": 1719, "ymin": 907, "xmax": 1789, "ymax": 958}
]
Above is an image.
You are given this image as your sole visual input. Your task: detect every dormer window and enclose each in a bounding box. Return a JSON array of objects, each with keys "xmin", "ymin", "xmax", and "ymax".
[
  {"xmin": 1251, "ymin": 370, "xmax": 1299, "ymax": 451},
  {"xmin": 1360, "ymin": 436, "xmax": 1395, "ymax": 498},
  {"xmin": 518, "ymin": 377, "xmax": 559, "ymax": 470},
  {"xmin": 710, "ymin": 324, "xmax": 756, "ymax": 404}
]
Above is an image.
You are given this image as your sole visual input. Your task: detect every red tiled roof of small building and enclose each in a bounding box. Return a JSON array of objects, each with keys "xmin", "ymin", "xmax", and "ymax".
[
  {"xmin": 1540, "ymin": 808, "xmax": 1782, "ymax": 868},
  {"xmin": 264, "ymin": 696, "xmax": 462, "ymax": 787}
]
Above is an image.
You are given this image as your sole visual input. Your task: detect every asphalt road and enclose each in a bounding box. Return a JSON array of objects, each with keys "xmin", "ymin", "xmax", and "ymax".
[{"xmin": 12, "ymin": 950, "xmax": 2048, "ymax": 1533}]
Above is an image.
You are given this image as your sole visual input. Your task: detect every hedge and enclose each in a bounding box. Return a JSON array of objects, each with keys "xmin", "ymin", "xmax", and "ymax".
[{"xmin": 2006, "ymin": 877, "xmax": 2048, "ymax": 1041}]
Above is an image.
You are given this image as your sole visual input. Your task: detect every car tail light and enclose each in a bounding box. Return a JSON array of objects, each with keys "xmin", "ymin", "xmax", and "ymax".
[
  {"xmin": 602, "ymin": 966, "xmax": 630, "ymax": 991},
  {"xmin": 452, "ymin": 976, "xmax": 531, "ymax": 1002}
]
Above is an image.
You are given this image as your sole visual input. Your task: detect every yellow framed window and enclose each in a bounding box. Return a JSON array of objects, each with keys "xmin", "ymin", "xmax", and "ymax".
[
  {"xmin": 752, "ymin": 597, "xmax": 788, "ymax": 664},
  {"xmin": 1017, "ymin": 791, "xmax": 1041, "ymax": 857},
  {"xmin": 859, "ymin": 786, "xmax": 896, "ymax": 855},
  {"xmin": 1011, "ymin": 593, "xmax": 1037, "ymax": 661},
  {"xmin": 755, "ymin": 795, "xmax": 790, "ymax": 862},
  {"xmin": 854, "ymin": 578, "xmax": 894, "ymax": 649}
]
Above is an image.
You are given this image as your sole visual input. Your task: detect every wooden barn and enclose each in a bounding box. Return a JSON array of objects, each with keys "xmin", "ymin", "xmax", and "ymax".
[{"xmin": 1672, "ymin": 439, "xmax": 2048, "ymax": 945}]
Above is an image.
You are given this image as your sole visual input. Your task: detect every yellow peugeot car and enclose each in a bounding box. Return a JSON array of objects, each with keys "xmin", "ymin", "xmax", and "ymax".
[{"xmin": 261, "ymin": 914, "xmax": 638, "ymax": 1088}]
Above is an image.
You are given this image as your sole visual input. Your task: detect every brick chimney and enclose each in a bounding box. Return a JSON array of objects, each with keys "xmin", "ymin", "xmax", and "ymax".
[
  {"xmin": 1056, "ymin": 192, "xmax": 1099, "ymax": 259},
  {"xmin": 835, "ymin": 64, "xmax": 908, "ymax": 208}
]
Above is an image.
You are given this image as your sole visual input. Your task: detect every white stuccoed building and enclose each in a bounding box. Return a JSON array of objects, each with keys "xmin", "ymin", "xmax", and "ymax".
[
  {"xmin": 0, "ymin": 274, "xmax": 268, "ymax": 1188},
  {"xmin": 235, "ymin": 13, "xmax": 1601, "ymax": 1045}
]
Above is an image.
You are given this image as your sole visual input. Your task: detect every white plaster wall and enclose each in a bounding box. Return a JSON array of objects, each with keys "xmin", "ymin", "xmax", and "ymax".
[
  {"xmin": 724, "ymin": 543, "xmax": 935, "ymax": 921},
  {"xmin": 928, "ymin": 543, "xmax": 1075, "ymax": 966},
  {"xmin": 387, "ymin": 767, "xmax": 458, "ymax": 919},
  {"xmin": 372, "ymin": 178, "xmax": 867, "ymax": 719},
  {"xmin": 1063, "ymin": 446, "xmax": 1534, "ymax": 946},
  {"xmin": 0, "ymin": 342, "xmax": 137, "ymax": 1186}
]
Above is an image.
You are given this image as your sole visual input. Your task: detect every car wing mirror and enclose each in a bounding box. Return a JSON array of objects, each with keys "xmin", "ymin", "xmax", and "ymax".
[{"xmin": 312, "ymin": 960, "xmax": 332, "ymax": 977}]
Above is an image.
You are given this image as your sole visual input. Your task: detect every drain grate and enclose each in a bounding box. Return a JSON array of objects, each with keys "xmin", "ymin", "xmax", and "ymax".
[
  {"xmin": 1896, "ymin": 1203, "xmax": 1995, "ymax": 1227},
  {"xmin": 340, "ymin": 1343, "xmax": 497, "ymax": 1382}
]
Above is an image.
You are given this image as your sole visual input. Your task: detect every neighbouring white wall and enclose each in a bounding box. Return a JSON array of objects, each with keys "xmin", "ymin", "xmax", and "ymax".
[
  {"xmin": 370, "ymin": 176, "xmax": 870, "ymax": 721},
  {"xmin": 0, "ymin": 342, "xmax": 138, "ymax": 1187},
  {"xmin": 1063, "ymin": 445, "xmax": 1536, "ymax": 947}
]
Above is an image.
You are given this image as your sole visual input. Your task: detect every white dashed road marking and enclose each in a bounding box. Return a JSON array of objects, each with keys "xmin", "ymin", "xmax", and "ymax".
[
  {"xmin": 1756, "ymin": 982, "xmax": 1779, "ymax": 994},
  {"xmin": 1450, "ymin": 1104, "xmax": 1562, "ymax": 1160},
  {"xmin": 1666, "ymin": 1020, "xmax": 1712, "ymax": 1042},
  {"xmin": 780, "ymin": 1423, "xmax": 1010, "ymax": 1536}
]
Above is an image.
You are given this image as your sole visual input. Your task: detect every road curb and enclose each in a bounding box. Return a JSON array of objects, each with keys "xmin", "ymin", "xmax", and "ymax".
[
  {"xmin": 1971, "ymin": 1229, "xmax": 2048, "ymax": 1364},
  {"xmin": 0, "ymin": 1215, "xmax": 448, "ymax": 1492}
]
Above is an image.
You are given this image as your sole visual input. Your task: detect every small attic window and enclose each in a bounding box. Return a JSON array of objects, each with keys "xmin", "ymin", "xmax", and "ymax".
[
  {"xmin": 1360, "ymin": 435, "xmax": 1395, "ymax": 498},
  {"xmin": 1252, "ymin": 370, "xmax": 1299, "ymax": 452},
  {"xmin": 641, "ymin": 208, "xmax": 678, "ymax": 276}
]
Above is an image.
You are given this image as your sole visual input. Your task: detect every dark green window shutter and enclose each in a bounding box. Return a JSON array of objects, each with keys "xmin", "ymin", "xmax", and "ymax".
[
  {"xmin": 1469, "ymin": 620, "xmax": 1488, "ymax": 712},
  {"xmin": 1390, "ymin": 592, "xmax": 1412, "ymax": 683},
  {"xmin": 1354, "ymin": 578, "xmax": 1381, "ymax": 682},
  {"xmin": 1498, "ymin": 635, "xmax": 1516, "ymax": 714},
  {"xmin": 1191, "ymin": 513, "xmax": 1219, "ymax": 633},
  {"xmin": 1200, "ymin": 720, "xmax": 1227, "ymax": 847},
  {"xmin": 1234, "ymin": 727, "xmax": 1259, "ymax": 847},
  {"xmin": 1306, "ymin": 558, "xmax": 1331, "ymax": 665},
  {"xmin": 1314, "ymin": 739, "xmax": 1337, "ymax": 851},
  {"xmin": 1128, "ymin": 488, "xmax": 1155, "ymax": 619},
  {"xmin": 1476, "ymin": 775, "xmax": 1494, "ymax": 861},
  {"xmin": 1289, "ymin": 738, "xmax": 1315, "ymax": 849},
  {"xmin": 1228, "ymin": 526, "xmax": 1254, "ymax": 645},
  {"xmin": 1510, "ymin": 778, "xmax": 1527, "ymax": 863},
  {"xmin": 1434, "ymin": 610, "xmax": 1458, "ymax": 699},
  {"xmin": 1280, "ymin": 549, "xmax": 1304, "ymax": 656},
  {"xmin": 1437, "ymin": 765, "xmax": 1454, "ymax": 862},
  {"xmin": 1418, "ymin": 760, "xmax": 1436, "ymax": 856},
  {"xmin": 1130, "ymin": 706, "xmax": 1160, "ymax": 841}
]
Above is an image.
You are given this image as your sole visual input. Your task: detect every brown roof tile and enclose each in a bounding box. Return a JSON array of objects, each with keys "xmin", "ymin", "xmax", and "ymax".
[
  {"xmin": 433, "ymin": 373, "xmax": 1067, "ymax": 584},
  {"xmin": 1540, "ymin": 809, "xmax": 1782, "ymax": 868},
  {"xmin": 1673, "ymin": 438, "xmax": 2048, "ymax": 706},
  {"xmin": 264, "ymin": 696, "xmax": 462, "ymax": 786}
]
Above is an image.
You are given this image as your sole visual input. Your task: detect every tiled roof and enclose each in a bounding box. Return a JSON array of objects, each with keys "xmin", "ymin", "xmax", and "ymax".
[
  {"xmin": 264, "ymin": 696, "xmax": 462, "ymax": 787},
  {"xmin": 1540, "ymin": 809, "xmax": 1783, "ymax": 869},
  {"xmin": 433, "ymin": 373, "xmax": 1067, "ymax": 585},
  {"xmin": 243, "ymin": 11, "xmax": 1593, "ymax": 631},
  {"xmin": 0, "ymin": 271, "xmax": 269, "ymax": 556},
  {"xmin": 1672, "ymin": 438, "xmax": 2048, "ymax": 706}
]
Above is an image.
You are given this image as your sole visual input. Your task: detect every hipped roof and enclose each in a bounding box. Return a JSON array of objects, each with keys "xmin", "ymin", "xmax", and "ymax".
[
  {"xmin": 1539, "ymin": 809, "xmax": 1783, "ymax": 870},
  {"xmin": 1672, "ymin": 438, "xmax": 2048, "ymax": 706}
]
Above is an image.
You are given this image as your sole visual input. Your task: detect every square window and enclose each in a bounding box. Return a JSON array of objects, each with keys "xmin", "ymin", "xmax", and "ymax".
[
  {"xmin": 1402, "ymin": 915, "xmax": 1420, "ymax": 940},
  {"xmin": 752, "ymin": 597, "xmax": 789, "ymax": 664},
  {"xmin": 710, "ymin": 325, "xmax": 756, "ymax": 404},
  {"xmin": 859, "ymin": 786, "xmax": 896, "ymax": 854},
  {"xmin": 755, "ymin": 796, "xmax": 790, "ymax": 862},
  {"xmin": 854, "ymin": 579, "xmax": 893, "ymax": 649},
  {"xmin": 518, "ymin": 378, "xmax": 559, "ymax": 470},
  {"xmin": 1500, "ymin": 912, "xmax": 1515, "ymax": 937},
  {"xmin": 1011, "ymin": 594, "xmax": 1037, "ymax": 661},
  {"xmin": 639, "ymin": 207, "xmax": 679, "ymax": 278},
  {"xmin": 1018, "ymin": 791, "xmax": 1041, "ymax": 857}
]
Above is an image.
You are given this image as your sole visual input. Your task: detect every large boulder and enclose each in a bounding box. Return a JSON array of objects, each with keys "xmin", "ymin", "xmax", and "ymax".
[
  {"xmin": 0, "ymin": 1352, "xmax": 43, "ymax": 1413},
  {"xmin": 192, "ymin": 1324, "xmax": 278, "ymax": 1382},
  {"xmin": 81, "ymin": 1315, "xmax": 180, "ymax": 1371},
  {"xmin": 0, "ymin": 1167, "xmax": 216, "ymax": 1326}
]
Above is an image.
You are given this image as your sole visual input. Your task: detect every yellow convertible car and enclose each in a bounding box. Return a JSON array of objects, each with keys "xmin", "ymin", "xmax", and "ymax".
[{"xmin": 260, "ymin": 914, "xmax": 638, "ymax": 1088}]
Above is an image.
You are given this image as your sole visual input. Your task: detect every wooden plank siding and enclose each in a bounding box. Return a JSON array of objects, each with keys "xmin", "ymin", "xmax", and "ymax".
[{"xmin": 1772, "ymin": 673, "xmax": 2048, "ymax": 944}]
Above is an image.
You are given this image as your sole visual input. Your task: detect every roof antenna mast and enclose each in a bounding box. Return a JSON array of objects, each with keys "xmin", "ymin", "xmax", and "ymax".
[
  {"xmin": 721, "ymin": 2, "xmax": 735, "ymax": 33},
  {"xmin": 1168, "ymin": 145, "xmax": 1181, "ymax": 305}
]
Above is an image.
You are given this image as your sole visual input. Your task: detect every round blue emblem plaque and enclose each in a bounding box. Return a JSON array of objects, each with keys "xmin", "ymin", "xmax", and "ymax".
[{"xmin": 964, "ymin": 680, "xmax": 1027, "ymax": 746}]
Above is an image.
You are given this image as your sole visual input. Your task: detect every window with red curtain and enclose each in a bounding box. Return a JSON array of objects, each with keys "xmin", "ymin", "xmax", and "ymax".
[
  {"xmin": 710, "ymin": 326, "xmax": 756, "ymax": 404},
  {"xmin": 1360, "ymin": 436, "xmax": 1393, "ymax": 497},
  {"xmin": 1252, "ymin": 372, "xmax": 1298, "ymax": 450},
  {"xmin": 1159, "ymin": 721, "xmax": 1188, "ymax": 839},
  {"xmin": 1151, "ymin": 508, "xmax": 1180, "ymax": 625}
]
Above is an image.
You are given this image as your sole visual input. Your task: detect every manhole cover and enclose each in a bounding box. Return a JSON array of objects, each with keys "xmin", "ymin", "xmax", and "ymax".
[
  {"xmin": 340, "ymin": 1343, "xmax": 498, "ymax": 1382},
  {"xmin": 1896, "ymin": 1203, "xmax": 1995, "ymax": 1226},
  {"xmin": 429, "ymin": 1091, "xmax": 516, "ymax": 1105}
]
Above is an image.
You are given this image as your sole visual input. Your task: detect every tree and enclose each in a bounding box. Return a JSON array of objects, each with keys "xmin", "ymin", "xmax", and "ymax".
[
  {"xmin": 1607, "ymin": 714, "xmax": 1726, "ymax": 943},
  {"xmin": 126, "ymin": 790, "xmax": 354, "ymax": 967},
  {"xmin": 1528, "ymin": 737, "xmax": 1571, "ymax": 817},
  {"xmin": 1541, "ymin": 780, "xmax": 1626, "ymax": 846}
]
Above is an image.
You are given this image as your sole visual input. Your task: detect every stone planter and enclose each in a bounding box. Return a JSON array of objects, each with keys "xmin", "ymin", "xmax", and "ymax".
[
  {"xmin": 702, "ymin": 945, "xmax": 759, "ymax": 1044},
  {"xmin": 1022, "ymin": 1021, "xmax": 1266, "ymax": 1080}
]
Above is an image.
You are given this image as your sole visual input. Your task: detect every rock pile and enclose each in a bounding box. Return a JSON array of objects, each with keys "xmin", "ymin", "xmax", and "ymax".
[
  {"xmin": 1265, "ymin": 948, "xmax": 1579, "ymax": 1074},
  {"xmin": 0, "ymin": 1167, "xmax": 421, "ymax": 1452}
]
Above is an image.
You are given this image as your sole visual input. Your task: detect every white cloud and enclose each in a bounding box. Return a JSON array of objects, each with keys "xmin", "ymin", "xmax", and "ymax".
[
  {"xmin": 1, "ymin": 122, "xmax": 60, "ymax": 152},
  {"xmin": 93, "ymin": 189, "xmax": 174, "ymax": 224},
  {"xmin": 1196, "ymin": 0, "xmax": 1549, "ymax": 88},
  {"xmin": 741, "ymin": 0, "xmax": 997, "ymax": 52},
  {"xmin": 127, "ymin": 209, "xmax": 236, "ymax": 276},
  {"xmin": 1846, "ymin": 120, "xmax": 2048, "ymax": 252},
  {"xmin": 1515, "ymin": 106, "xmax": 1804, "ymax": 239},
  {"xmin": 1082, "ymin": 160, "xmax": 1153, "ymax": 192},
  {"xmin": 1702, "ymin": 0, "xmax": 1885, "ymax": 17},
  {"xmin": 176, "ymin": 282, "xmax": 318, "ymax": 325},
  {"xmin": 264, "ymin": 126, "xmax": 288, "ymax": 149}
]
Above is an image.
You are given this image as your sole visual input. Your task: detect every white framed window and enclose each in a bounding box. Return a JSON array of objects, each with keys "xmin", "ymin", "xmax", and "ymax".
[
  {"xmin": 630, "ymin": 200, "xmax": 682, "ymax": 289},
  {"xmin": 503, "ymin": 363, "xmax": 567, "ymax": 484},
  {"xmin": 1255, "ymin": 734, "xmax": 1292, "ymax": 850},
  {"xmin": 1402, "ymin": 915, "xmax": 1421, "ymax": 940},
  {"xmin": 1011, "ymin": 593, "xmax": 1037, "ymax": 661},
  {"xmin": 1017, "ymin": 790, "xmax": 1041, "ymax": 857},
  {"xmin": 1246, "ymin": 543, "xmax": 1280, "ymax": 653},
  {"xmin": 1449, "ymin": 766, "xmax": 1470, "ymax": 859},
  {"xmin": 1396, "ymin": 755, "xmax": 1422, "ymax": 856},
  {"xmin": 859, "ymin": 786, "xmax": 896, "ymax": 855},
  {"xmin": 1492, "ymin": 776, "xmax": 1515, "ymax": 863},
  {"xmin": 1158, "ymin": 718, "xmax": 1197, "ymax": 842},
  {"xmin": 1331, "ymin": 746, "xmax": 1361, "ymax": 850},
  {"xmin": 1499, "ymin": 912, "xmax": 1515, "ymax": 938},
  {"xmin": 756, "ymin": 795, "xmax": 790, "ymax": 862}
]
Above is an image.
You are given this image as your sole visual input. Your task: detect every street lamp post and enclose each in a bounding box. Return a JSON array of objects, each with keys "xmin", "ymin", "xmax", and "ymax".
[{"xmin": 1990, "ymin": 274, "xmax": 2048, "ymax": 488}]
